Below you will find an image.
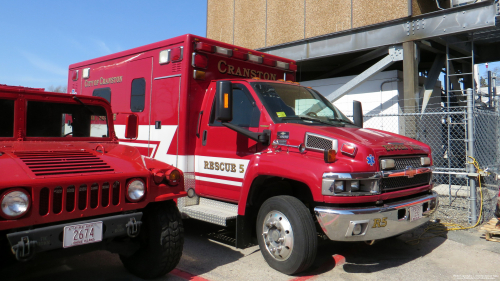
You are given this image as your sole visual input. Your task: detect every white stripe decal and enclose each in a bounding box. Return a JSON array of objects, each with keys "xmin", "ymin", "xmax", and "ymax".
[
  {"xmin": 115, "ymin": 124, "xmax": 177, "ymax": 162},
  {"xmin": 195, "ymin": 176, "xmax": 243, "ymax": 187}
]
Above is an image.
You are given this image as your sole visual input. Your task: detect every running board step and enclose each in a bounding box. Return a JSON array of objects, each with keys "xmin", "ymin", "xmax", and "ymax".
[{"xmin": 179, "ymin": 197, "xmax": 238, "ymax": 226}]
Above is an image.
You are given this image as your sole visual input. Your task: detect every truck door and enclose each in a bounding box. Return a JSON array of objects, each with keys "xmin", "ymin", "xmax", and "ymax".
[{"xmin": 195, "ymin": 83, "xmax": 261, "ymax": 202}]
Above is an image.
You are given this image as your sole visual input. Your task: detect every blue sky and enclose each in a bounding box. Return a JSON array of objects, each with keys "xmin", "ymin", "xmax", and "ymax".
[{"xmin": 0, "ymin": 1, "xmax": 207, "ymax": 89}]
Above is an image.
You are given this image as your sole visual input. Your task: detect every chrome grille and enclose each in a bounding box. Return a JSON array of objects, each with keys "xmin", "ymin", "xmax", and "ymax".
[{"xmin": 304, "ymin": 133, "xmax": 337, "ymax": 151}]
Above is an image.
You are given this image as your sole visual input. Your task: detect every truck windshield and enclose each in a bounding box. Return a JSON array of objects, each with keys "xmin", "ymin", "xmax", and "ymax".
[
  {"xmin": 251, "ymin": 82, "xmax": 354, "ymax": 126},
  {"xmin": 26, "ymin": 101, "xmax": 109, "ymax": 138}
]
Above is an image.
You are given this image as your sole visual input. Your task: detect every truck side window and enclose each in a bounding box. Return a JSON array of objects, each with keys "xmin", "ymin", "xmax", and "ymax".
[
  {"xmin": 0, "ymin": 99, "xmax": 14, "ymax": 137},
  {"xmin": 209, "ymin": 84, "xmax": 260, "ymax": 127},
  {"xmin": 93, "ymin": 87, "xmax": 111, "ymax": 103},
  {"xmin": 130, "ymin": 78, "xmax": 146, "ymax": 112}
]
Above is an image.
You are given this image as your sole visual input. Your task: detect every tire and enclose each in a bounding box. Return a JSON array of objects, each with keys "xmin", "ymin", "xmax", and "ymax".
[
  {"xmin": 256, "ymin": 196, "xmax": 317, "ymax": 275},
  {"xmin": 120, "ymin": 200, "xmax": 184, "ymax": 279}
]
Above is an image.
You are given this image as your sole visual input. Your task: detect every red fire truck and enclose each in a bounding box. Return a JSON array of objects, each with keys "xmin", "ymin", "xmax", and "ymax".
[
  {"xmin": 0, "ymin": 85, "xmax": 186, "ymax": 279},
  {"xmin": 68, "ymin": 34, "xmax": 438, "ymax": 274}
]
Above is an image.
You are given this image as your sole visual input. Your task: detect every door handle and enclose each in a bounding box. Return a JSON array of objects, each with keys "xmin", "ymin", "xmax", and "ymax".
[
  {"xmin": 202, "ymin": 130, "xmax": 208, "ymax": 146},
  {"xmin": 196, "ymin": 111, "xmax": 203, "ymax": 138}
]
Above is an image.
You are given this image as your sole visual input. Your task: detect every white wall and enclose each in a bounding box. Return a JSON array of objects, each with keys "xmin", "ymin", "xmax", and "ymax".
[{"xmin": 301, "ymin": 70, "xmax": 402, "ymax": 134}]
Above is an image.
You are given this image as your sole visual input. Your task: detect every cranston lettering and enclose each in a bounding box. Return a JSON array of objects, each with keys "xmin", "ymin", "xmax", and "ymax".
[
  {"xmin": 218, "ymin": 60, "xmax": 277, "ymax": 80},
  {"xmin": 84, "ymin": 76, "xmax": 123, "ymax": 87},
  {"xmin": 204, "ymin": 161, "xmax": 245, "ymax": 173}
]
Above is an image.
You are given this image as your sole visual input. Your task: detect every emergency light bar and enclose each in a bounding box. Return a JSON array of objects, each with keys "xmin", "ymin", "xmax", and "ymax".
[{"xmin": 248, "ymin": 54, "xmax": 263, "ymax": 64}]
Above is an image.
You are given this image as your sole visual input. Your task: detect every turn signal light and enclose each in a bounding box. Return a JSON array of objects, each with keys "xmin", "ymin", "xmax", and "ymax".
[
  {"xmin": 166, "ymin": 170, "xmax": 180, "ymax": 186},
  {"xmin": 324, "ymin": 149, "xmax": 337, "ymax": 163},
  {"xmin": 341, "ymin": 143, "xmax": 357, "ymax": 156},
  {"xmin": 193, "ymin": 70, "xmax": 206, "ymax": 80}
]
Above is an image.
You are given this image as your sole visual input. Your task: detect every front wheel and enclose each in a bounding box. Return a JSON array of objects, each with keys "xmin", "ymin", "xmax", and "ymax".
[
  {"xmin": 120, "ymin": 200, "xmax": 184, "ymax": 279},
  {"xmin": 256, "ymin": 196, "xmax": 317, "ymax": 275}
]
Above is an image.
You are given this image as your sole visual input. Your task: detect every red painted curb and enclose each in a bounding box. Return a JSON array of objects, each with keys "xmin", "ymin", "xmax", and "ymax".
[
  {"xmin": 170, "ymin": 268, "xmax": 211, "ymax": 281},
  {"xmin": 288, "ymin": 254, "xmax": 346, "ymax": 281}
]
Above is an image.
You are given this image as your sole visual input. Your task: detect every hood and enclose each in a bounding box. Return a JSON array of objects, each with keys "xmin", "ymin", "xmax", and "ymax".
[
  {"xmin": 274, "ymin": 123, "xmax": 431, "ymax": 157},
  {"xmin": 0, "ymin": 141, "xmax": 149, "ymax": 186}
]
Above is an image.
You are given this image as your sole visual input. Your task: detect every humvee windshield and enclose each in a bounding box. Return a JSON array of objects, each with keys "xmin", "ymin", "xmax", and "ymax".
[{"xmin": 26, "ymin": 100, "xmax": 109, "ymax": 138}]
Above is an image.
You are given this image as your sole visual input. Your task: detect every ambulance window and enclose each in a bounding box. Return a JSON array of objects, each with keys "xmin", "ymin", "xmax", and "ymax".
[
  {"xmin": 130, "ymin": 78, "xmax": 146, "ymax": 112},
  {"xmin": 0, "ymin": 99, "xmax": 15, "ymax": 137},
  {"xmin": 93, "ymin": 87, "xmax": 111, "ymax": 103},
  {"xmin": 210, "ymin": 84, "xmax": 260, "ymax": 127}
]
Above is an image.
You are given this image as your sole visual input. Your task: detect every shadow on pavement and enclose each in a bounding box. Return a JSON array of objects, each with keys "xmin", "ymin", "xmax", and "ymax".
[{"xmin": 297, "ymin": 222, "xmax": 449, "ymax": 276}]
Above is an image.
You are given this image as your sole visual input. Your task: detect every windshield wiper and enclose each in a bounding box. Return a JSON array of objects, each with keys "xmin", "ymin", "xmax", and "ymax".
[
  {"xmin": 281, "ymin": 116, "xmax": 333, "ymax": 126},
  {"xmin": 327, "ymin": 117, "xmax": 352, "ymax": 124}
]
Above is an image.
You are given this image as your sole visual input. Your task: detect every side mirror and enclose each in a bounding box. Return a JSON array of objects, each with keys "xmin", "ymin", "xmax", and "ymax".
[
  {"xmin": 353, "ymin": 100, "xmax": 363, "ymax": 128},
  {"xmin": 125, "ymin": 114, "xmax": 139, "ymax": 139},
  {"xmin": 215, "ymin": 81, "xmax": 233, "ymax": 122}
]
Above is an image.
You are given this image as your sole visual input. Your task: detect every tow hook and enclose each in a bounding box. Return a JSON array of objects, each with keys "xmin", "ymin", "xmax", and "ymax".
[
  {"xmin": 12, "ymin": 236, "xmax": 37, "ymax": 261},
  {"xmin": 126, "ymin": 217, "xmax": 142, "ymax": 238}
]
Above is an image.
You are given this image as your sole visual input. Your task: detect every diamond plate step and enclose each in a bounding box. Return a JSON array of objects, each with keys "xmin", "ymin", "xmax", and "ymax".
[{"xmin": 180, "ymin": 197, "xmax": 238, "ymax": 226}]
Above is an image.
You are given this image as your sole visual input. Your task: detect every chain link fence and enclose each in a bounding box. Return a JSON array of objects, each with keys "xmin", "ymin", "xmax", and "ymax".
[{"xmin": 347, "ymin": 104, "xmax": 500, "ymax": 226}]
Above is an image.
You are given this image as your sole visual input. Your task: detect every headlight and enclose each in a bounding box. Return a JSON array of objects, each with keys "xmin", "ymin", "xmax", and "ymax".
[
  {"xmin": 126, "ymin": 179, "xmax": 146, "ymax": 202},
  {"xmin": 1, "ymin": 189, "xmax": 30, "ymax": 219},
  {"xmin": 322, "ymin": 173, "xmax": 381, "ymax": 196}
]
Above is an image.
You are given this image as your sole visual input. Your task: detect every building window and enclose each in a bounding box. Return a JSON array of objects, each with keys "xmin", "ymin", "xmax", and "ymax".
[{"xmin": 130, "ymin": 78, "xmax": 146, "ymax": 112}]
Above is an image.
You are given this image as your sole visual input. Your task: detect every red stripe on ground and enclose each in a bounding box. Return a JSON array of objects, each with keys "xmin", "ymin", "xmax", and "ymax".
[
  {"xmin": 170, "ymin": 268, "xmax": 211, "ymax": 281},
  {"xmin": 288, "ymin": 254, "xmax": 346, "ymax": 281}
]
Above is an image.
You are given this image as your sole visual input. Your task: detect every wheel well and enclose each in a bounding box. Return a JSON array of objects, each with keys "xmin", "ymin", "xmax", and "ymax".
[{"xmin": 245, "ymin": 176, "xmax": 314, "ymax": 226}]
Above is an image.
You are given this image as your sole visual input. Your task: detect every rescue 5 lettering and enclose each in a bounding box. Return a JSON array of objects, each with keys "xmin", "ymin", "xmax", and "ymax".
[{"xmin": 204, "ymin": 161, "xmax": 245, "ymax": 173}]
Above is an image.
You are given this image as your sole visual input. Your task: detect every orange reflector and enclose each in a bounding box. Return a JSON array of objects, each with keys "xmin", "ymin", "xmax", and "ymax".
[
  {"xmin": 252, "ymin": 77, "xmax": 261, "ymax": 80},
  {"xmin": 224, "ymin": 93, "xmax": 229, "ymax": 108},
  {"xmin": 193, "ymin": 70, "xmax": 206, "ymax": 80},
  {"xmin": 324, "ymin": 149, "xmax": 337, "ymax": 163}
]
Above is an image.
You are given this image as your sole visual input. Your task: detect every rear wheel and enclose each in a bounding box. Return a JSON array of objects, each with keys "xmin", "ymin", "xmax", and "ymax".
[
  {"xmin": 120, "ymin": 200, "xmax": 184, "ymax": 279},
  {"xmin": 256, "ymin": 196, "xmax": 317, "ymax": 275}
]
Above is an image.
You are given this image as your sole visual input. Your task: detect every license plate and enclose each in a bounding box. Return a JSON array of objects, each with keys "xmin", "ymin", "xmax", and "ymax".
[
  {"xmin": 63, "ymin": 221, "xmax": 103, "ymax": 248},
  {"xmin": 409, "ymin": 205, "xmax": 423, "ymax": 222}
]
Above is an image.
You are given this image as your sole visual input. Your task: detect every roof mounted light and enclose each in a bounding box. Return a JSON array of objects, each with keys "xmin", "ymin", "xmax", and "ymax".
[
  {"xmin": 248, "ymin": 54, "xmax": 263, "ymax": 64},
  {"xmin": 195, "ymin": 42, "xmax": 215, "ymax": 53},
  {"xmin": 82, "ymin": 68, "xmax": 90, "ymax": 79},
  {"xmin": 159, "ymin": 49, "xmax": 171, "ymax": 64},
  {"xmin": 233, "ymin": 50, "xmax": 248, "ymax": 60},
  {"xmin": 215, "ymin": 46, "xmax": 232, "ymax": 57},
  {"xmin": 289, "ymin": 63, "xmax": 297, "ymax": 71},
  {"xmin": 263, "ymin": 57, "xmax": 276, "ymax": 67},
  {"xmin": 276, "ymin": 61, "xmax": 290, "ymax": 70}
]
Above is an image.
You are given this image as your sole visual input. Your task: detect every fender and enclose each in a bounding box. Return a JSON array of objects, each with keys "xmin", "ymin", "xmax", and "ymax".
[{"xmin": 237, "ymin": 152, "xmax": 324, "ymax": 215}]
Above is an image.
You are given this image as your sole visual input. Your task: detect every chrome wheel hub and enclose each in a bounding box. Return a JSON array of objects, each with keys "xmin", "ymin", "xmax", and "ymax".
[{"xmin": 262, "ymin": 210, "xmax": 293, "ymax": 261}]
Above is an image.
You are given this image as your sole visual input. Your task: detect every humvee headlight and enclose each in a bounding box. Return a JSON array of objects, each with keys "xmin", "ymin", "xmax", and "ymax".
[
  {"xmin": 126, "ymin": 179, "xmax": 146, "ymax": 202},
  {"xmin": 1, "ymin": 189, "xmax": 30, "ymax": 219}
]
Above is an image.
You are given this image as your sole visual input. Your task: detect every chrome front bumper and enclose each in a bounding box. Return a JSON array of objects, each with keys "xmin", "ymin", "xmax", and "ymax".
[{"xmin": 314, "ymin": 191, "xmax": 438, "ymax": 241}]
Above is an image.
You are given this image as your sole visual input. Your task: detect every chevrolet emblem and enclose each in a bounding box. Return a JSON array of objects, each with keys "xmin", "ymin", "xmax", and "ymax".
[{"xmin": 404, "ymin": 166, "xmax": 416, "ymax": 178}]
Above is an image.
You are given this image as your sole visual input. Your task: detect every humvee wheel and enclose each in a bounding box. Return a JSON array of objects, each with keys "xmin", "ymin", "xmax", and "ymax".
[{"xmin": 120, "ymin": 200, "xmax": 184, "ymax": 279}]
